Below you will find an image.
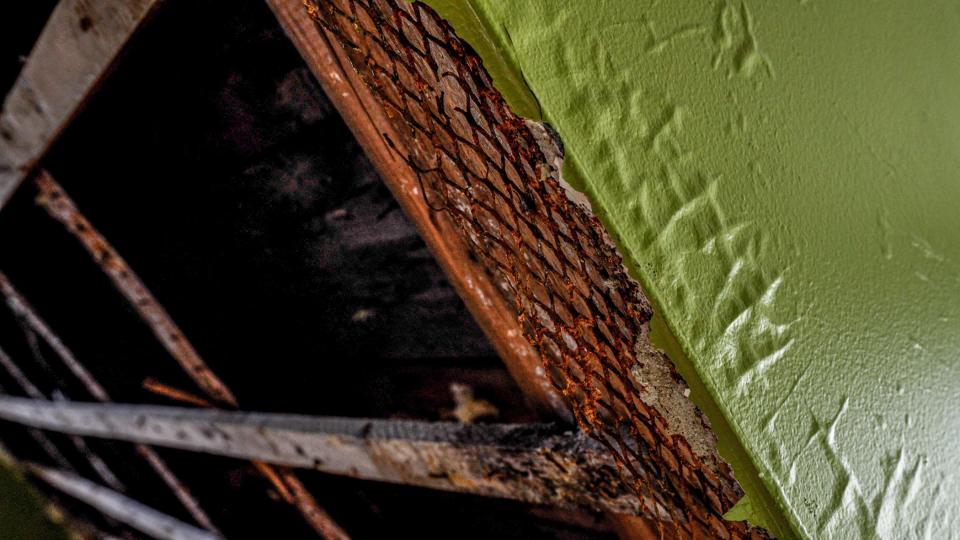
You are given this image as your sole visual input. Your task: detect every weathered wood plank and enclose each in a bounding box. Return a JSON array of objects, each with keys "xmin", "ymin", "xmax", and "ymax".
[
  {"xmin": 0, "ymin": 397, "xmax": 644, "ymax": 515},
  {"xmin": 29, "ymin": 464, "xmax": 221, "ymax": 540},
  {"xmin": 0, "ymin": 0, "xmax": 162, "ymax": 209}
]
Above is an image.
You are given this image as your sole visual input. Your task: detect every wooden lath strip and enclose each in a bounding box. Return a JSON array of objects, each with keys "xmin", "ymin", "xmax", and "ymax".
[
  {"xmin": 0, "ymin": 344, "xmax": 124, "ymax": 491},
  {"xmin": 0, "ymin": 0, "xmax": 163, "ymax": 209},
  {"xmin": 0, "ymin": 396, "xmax": 645, "ymax": 515},
  {"xmin": 32, "ymin": 171, "xmax": 348, "ymax": 540},
  {"xmin": 0, "ymin": 378, "xmax": 75, "ymax": 473},
  {"xmin": 34, "ymin": 171, "xmax": 237, "ymax": 406},
  {"xmin": 28, "ymin": 464, "xmax": 220, "ymax": 540},
  {"xmin": 0, "ymin": 271, "xmax": 219, "ymax": 533},
  {"xmin": 266, "ymin": 2, "xmax": 661, "ymax": 538}
]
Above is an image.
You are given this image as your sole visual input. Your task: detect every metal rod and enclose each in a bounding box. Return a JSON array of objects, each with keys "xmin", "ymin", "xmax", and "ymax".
[
  {"xmin": 0, "ymin": 397, "xmax": 643, "ymax": 515},
  {"xmin": 29, "ymin": 464, "xmax": 221, "ymax": 540}
]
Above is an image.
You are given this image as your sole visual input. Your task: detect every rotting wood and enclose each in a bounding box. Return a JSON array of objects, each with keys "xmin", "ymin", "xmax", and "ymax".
[
  {"xmin": 0, "ymin": 397, "xmax": 646, "ymax": 516},
  {"xmin": 0, "ymin": 0, "xmax": 164, "ymax": 209},
  {"xmin": 32, "ymin": 171, "xmax": 349, "ymax": 540},
  {"xmin": 264, "ymin": 0, "xmax": 568, "ymax": 421},
  {"xmin": 28, "ymin": 464, "xmax": 221, "ymax": 540},
  {"xmin": 0, "ymin": 271, "xmax": 219, "ymax": 533}
]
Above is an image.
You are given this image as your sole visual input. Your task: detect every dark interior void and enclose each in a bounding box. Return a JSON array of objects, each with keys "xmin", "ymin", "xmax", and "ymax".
[
  {"xmin": 0, "ymin": 0, "xmax": 609, "ymax": 537},
  {"xmin": 0, "ymin": 0, "xmax": 58, "ymax": 98}
]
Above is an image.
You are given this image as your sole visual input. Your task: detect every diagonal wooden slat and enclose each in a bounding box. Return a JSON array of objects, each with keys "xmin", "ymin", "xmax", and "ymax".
[
  {"xmin": 29, "ymin": 464, "xmax": 221, "ymax": 540},
  {"xmin": 264, "ymin": 0, "xmax": 569, "ymax": 421},
  {"xmin": 34, "ymin": 171, "xmax": 236, "ymax": 406},
  {"xmin": 0, "ymin": 0, "xmax": 163, "ymax": 209},
  {"xmin": 32, "ymin": 171, "xmax": 348, "ymax": 540},
  {"xmin": 0, "ymin": 396, "xmax": 645, "ymax": 515},
  {"xmin": 265, "ymin": 2, "xmax": 661, "ymax": 538},
  {"xmin": 0, "ymin": 271, "xmax": 219, "ymax": 533},
  {"xmin": 0, "ymin": 344, "xmax": 124, "ymax": 491}
]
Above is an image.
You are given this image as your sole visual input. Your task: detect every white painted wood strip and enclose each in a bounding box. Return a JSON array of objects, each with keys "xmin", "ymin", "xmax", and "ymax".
[
  {"xmin": 0, "ymin": 0, "xmax": 162, "ymax": 208},
  {"xmin": 0, "ymin": 397, "xmax": 644, "ymax": 514},
  {"xmin": 30, "ymin": 465, "xmax": 220, "ymax": 540}
]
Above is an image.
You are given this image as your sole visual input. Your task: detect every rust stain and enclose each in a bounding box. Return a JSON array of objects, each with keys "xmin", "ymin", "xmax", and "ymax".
[{"xmin": 304, "ymin": 1, "xmax": 767, "ymax": 537}]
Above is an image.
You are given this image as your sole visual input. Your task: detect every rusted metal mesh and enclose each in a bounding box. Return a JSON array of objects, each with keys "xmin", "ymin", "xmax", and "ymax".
[{"xmin": 308, "ymin": 0, "xmax": 769, "ymax": 537}]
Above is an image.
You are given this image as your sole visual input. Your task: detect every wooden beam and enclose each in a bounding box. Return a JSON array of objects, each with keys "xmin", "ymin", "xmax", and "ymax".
[
  {"xmin": 28, "ymin": 464, "xmax": 220, "ymax": 540},
  {"xmin": 0, "ymin": 397, "xmax": 645, "ymax": 516},
  {"xmin": 264, "ymin": 0, "xmax": 569, "ymax": 421},
  {"xmin": 0, "ymin": 0, "xmax": 162, "ymax": 209},
  {"xmin": 265, "ymin": 2, "xmax": 667, "ymax": 537}
]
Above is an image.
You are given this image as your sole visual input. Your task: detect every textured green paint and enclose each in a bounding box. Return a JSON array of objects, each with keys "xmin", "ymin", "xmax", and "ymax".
[
  {"xmin": 415, "ymin": 0, "xmax": 541, "ymax": 120},
  {"xmin": 422, "ymin": 1, "xmax": 960, "ymax": 538}
]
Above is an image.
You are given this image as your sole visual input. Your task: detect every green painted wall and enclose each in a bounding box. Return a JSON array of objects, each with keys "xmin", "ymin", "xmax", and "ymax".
[
  {"xmin": 424, "ymin": 1, "xmax": 960, "ymax": 537},
  {"xmin": 0, "ymin": 464, "xmax": 68, "ymax": 540}
]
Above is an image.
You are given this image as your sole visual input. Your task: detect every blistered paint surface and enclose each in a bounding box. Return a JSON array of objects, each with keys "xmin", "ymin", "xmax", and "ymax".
[{"xmin": 427, "ymin": 1, "xmax": 960, "ymax": 538}]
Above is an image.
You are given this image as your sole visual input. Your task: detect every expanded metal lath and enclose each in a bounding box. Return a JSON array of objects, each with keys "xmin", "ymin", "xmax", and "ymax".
[{"xmin": 308, "ymin": 0, "xmax": 768, "ymax": 537}]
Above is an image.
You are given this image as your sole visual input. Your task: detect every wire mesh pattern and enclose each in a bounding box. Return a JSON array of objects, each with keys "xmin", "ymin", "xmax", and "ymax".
[{"xmin": 308, "ymin": 0, "xmax": 770, "ymax": 537}]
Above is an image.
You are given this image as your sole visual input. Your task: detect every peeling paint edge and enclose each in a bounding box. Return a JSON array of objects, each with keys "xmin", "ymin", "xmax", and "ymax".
[{"xmin": 416, "ymin": 1, "xmax": 800, "ymax": 537}]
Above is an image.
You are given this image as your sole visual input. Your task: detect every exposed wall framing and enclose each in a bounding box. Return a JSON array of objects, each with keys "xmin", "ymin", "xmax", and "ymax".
[{"xmin": 0, "ymin": 0, "xmax": 773, "ymax": 538}]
